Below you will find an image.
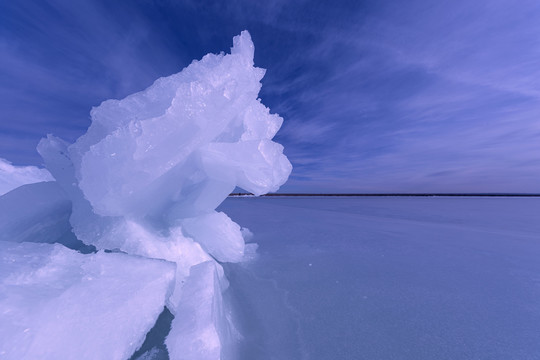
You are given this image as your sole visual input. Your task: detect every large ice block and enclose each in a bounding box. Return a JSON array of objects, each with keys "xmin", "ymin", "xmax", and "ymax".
[
  {"xmin": 0, "ymin": 241, "xmax": 176, "ymax": 360},
  {"xmin": 28, "ymin": 30, "xmax": 292, "ymax": 359},
  {"xmin": 38, "ymin": 31, "xmax": 291, "ymax": 259},
  {"xmin": 63, "ymin": 30, "xmax": 289, "ymax": 222}
]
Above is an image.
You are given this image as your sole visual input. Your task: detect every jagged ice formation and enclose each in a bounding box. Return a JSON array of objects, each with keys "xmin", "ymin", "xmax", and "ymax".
[{"xmin": 0, "ymin": 31, "xmax": 291, "ymax": 359}]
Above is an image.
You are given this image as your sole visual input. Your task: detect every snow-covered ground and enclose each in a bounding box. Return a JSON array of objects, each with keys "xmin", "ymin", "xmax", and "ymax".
[{"xmin": 219, "ymin": 196, "xmax": 540, "ymax": 360}]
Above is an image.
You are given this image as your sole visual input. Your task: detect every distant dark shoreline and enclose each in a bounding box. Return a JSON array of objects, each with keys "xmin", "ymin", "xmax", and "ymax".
[{"xmin": 229, "ymin": 193, "xmax": 540, "ymax": 197}]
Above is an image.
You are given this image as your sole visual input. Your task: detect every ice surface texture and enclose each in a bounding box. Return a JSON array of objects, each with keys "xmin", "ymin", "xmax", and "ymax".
[
  {"xmin": 0, "ymin": 241, "xmax": 175, "ymax": 360},
  {"xmin": 1, "ymin": 30, "xmax": 291, "ymax": 359},
  {"xmin": 220, "ymin": 197, "xmax": 540, "ymax": 359}
]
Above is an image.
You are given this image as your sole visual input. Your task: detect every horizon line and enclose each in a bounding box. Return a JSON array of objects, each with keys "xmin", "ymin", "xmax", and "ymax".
[{"xmin": 229, "ymin": 193, "xmax": 540, "ymax": 197}]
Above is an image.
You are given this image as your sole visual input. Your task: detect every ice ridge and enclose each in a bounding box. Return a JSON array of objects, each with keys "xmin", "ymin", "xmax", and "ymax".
[{"xmin": 0, "ymin": 30, "xmax": 291, "ymax": 359}]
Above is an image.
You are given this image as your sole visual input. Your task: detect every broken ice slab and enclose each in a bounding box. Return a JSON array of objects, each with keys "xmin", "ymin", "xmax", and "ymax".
[
  {"xmin": 166, "ymin": 260, "xmax": 236, "ymax": 360},
  {"xmin": 0, "ymin": 241, "xmax": 175, "ymax": 360},
  {"xmin": 181, "ymin": 211, "xmax": 245, "ymax": 263}
]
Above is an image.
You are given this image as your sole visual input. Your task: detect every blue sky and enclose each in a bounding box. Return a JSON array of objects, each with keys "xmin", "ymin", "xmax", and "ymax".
[{"xmin": 1, "ymin": 0, "xmax": 539, "ymax": 193}]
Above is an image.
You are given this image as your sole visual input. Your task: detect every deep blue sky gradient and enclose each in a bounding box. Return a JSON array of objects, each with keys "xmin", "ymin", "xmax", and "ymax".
[{"xmin": 1, "ymin": 0, "xmax": 539, "ymax": 193}]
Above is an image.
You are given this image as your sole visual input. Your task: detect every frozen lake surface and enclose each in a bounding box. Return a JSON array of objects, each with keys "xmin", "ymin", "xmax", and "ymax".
[{"xmin": 219, "ymin": 196, "xmax": 540, "ymax": 360}]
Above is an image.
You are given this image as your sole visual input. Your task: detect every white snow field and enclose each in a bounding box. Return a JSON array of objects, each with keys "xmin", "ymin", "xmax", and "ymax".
[
  {"xmin": 0, "ymin": 31, "xmax": 291, "ymax": 360},
  {"xmin": 219, "ymin": 196, "xmax": 540, "ymax": 360}
]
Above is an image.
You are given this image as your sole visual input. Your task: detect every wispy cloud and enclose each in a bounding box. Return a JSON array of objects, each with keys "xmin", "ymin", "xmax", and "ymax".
[
  {"xmin": 2, "ymin": 0, "xmax": 539, "ymax": 192},
  {"xmin": 0, "ymin": 0, "xmax": 189, "ymax": 164},
  {"xmin": 270, "ymin": 0, "xmax": 540, "ymax": 192}
]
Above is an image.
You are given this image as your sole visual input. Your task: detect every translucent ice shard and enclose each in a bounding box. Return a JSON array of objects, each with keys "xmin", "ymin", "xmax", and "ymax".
[
  {"xmin": 165, "ymin": 261, "xmax": 230, "ymax": 360},
  {"xmin": 181, "ymin": 212, "xmax": 245, "ymax": 263},
  {"xmin": 0, "ymin": 241, "xmax": 175, "ymax": 360}
]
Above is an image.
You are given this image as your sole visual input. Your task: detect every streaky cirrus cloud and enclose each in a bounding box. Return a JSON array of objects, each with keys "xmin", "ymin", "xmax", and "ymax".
[
  {"xmin": 271, "ymin": 0, "xmax": 540, "ymax": 193},
  {"xmin": 1, "ymin": 0, "xmax": 539, "ymax": 193}
]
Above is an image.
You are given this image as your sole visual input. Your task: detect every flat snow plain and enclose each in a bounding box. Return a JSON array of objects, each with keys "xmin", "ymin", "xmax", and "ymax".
[{"xmin": 219, "ymin": 196, "xmax": 540, "ymax": 360}]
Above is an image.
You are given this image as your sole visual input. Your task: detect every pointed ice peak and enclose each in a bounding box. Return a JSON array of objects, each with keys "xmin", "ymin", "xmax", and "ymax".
[{"xmin": 231, "ymin": 30, "xmax": 254, "ymax": 66}]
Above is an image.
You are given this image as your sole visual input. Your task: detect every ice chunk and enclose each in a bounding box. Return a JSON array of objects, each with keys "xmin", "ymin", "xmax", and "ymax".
[
  {"xmin": 32, "ymin": 30, "xmax": 291, "ymax": 359},
  {"xmin": 38, "ymin": 30, "xmax": 290, "ymax": 225},
  {"xmin": 181, "ymin": 211, "xmax": 245, "ymax": 263},
  {"xmin": 101, "ymin": 220, "xmax": 213, "ymax": 312},
  {"xmin": 0, "ymin": 181, "xmax": 71, "ymax": 244},
  {"xmin": 38, "ymin": 134, "xmax": 118, "ymax": 250},
  {"xmin": 0, "ymin": 241, "xmax": 175, "ymax": 360},
  {"xmin": 0, "ymin": 158, "xmax": 53, "ymax": 195},
  {"xmin": 38, "ymin": 32, "xmax": 291, "ymax": 260},
  {"xmin": 166, "ymin": 261, "xmax": 232, "ymax": 360},
  {"xmin": 200, "ymin": 140, "xmax": 292, "ymax": 196}
]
